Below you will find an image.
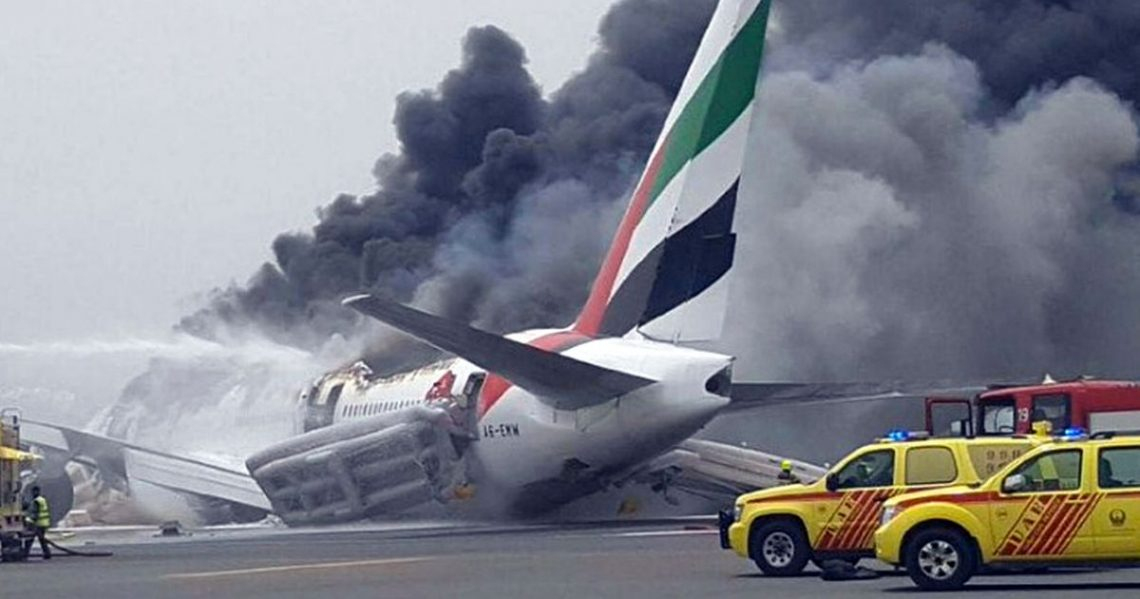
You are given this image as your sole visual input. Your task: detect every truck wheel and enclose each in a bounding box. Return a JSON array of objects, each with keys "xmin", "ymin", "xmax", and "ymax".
[
  {"xmin": 904, "ymin": 527, "xmax": 976, "ymax": 591},
  {"xmin": 750, "ymin": 520, "xmax": 810, "ymax": 576}
]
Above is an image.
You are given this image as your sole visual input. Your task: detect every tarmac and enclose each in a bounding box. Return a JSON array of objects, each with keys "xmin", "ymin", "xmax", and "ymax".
[{"xmin": 3, "ymin": 521, "xmax": 1140, "ymax": 598}]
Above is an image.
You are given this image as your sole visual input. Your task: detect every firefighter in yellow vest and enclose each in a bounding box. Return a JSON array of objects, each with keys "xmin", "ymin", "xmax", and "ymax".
[
  {"xmin": 777, "ymin": 459, "xmax": 801, "ymax": 485},
  {"xmin": 24, "ymin": 486, "xmax": 51, "ymax": 560}
]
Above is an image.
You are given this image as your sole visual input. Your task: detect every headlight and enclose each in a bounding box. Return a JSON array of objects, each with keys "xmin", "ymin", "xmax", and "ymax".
[
  {"xmin": 880, "ymin": 505, "xmax": 902, "ymax": 527},
  {"xmin": 733, "ymin": 504, "xmax": 743, "ymax": 522}
]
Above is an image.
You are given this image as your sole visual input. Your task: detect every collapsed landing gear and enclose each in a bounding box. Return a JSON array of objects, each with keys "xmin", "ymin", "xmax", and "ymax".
[{"xmin": 247, "ymin": 417, "xmax": 461, "ymax": 526}]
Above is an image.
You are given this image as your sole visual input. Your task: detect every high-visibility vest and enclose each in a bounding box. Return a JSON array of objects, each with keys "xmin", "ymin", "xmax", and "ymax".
[{"xmin": 33, "ymin": 496, "xmax": 50, "ymax": 528}]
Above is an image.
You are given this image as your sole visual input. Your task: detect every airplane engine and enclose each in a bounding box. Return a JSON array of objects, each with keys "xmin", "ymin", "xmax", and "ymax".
[{"xmin": 246, "ymin": 408, "xmax": 463, "ymax": 525}]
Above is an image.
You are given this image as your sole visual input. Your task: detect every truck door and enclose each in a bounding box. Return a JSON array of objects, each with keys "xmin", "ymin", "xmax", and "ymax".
[
  {"xmin": 1091, "ymin": 445, "xmax": 1140, "ymax": 557},
  {"xmin": 990, "ymin": 448, "xmax": 1095, "ymax": 559},
  {"xmin": 815, "ymin": 448, "xmax": 898, "ymax": 552},
  {"xmin": 903, "ymin": 446, "xmax": 958, "ymax": 490},
  {"xmin": 925, "ymin": 398, "xmax": 973, "ymax": 436},
  {"xmin": 977, "ymin": 395, "xmax": 1016, "ymax": 435}
]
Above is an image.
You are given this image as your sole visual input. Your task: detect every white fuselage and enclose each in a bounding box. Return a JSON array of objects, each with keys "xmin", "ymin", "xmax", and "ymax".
[{"xmin": 317, "ymin": 328, "xmax": 732, "ymax": 513}]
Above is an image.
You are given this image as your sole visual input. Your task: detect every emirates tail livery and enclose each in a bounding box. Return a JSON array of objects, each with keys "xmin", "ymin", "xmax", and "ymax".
[
  {"xmin": 23, "ymin": 0, "xmax": 841, "ymax": 525},
  {"xmin": 242, "ymin": 0, "xmax": 797, "ymax": 523}
]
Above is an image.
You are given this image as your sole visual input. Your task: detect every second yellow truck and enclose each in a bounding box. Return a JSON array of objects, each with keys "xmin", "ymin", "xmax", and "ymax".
[{"xmin": 876, "ymin": 431, "xmax": 1140, "ymax": 590}]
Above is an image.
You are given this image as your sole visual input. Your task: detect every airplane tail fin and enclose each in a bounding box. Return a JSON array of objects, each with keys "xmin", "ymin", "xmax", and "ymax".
[{"xmin": 573, "ymin": 0, "xmax": 772, "ymax": 343}]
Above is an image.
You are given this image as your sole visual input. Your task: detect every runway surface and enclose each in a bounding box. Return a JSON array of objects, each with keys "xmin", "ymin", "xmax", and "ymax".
[{"xmin": 4, "ymin": 522, "xmax": 1139, "ymax": 598}]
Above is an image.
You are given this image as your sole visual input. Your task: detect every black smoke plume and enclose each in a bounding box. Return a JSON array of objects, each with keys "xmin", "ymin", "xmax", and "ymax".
[
  {"xmin": 774, "ymin": 0, "xmax": 1140, "ymax": 107},
  {"xmin": 179, "ymin": 0, "xmax": 718, "ymax": 373},
  {"xmin": 181, "ymin": 0, "xmax": 1140, "ymax": 382}
]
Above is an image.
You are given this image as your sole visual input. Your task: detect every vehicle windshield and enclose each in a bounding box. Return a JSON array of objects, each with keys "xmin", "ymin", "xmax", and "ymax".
[
  {"xmin": 979, "ymin": 396, "xmax": 1016, "ymax": 435},
  {"xmin": 833, "ymin": 449, "xmax": 895, "ymax": 489}
]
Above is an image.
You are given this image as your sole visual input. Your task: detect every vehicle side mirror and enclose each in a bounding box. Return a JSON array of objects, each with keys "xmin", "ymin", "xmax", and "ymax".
[
  {"xmin": 825, "ymin": 473, "xmax": 838, "ymax": 492},
  {"xmin": 1002, "ymin": 473, "xmax": 1027, "ymax": 494}
]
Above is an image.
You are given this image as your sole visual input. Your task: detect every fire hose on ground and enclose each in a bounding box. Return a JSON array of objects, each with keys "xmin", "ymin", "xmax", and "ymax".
[{"xmin": 23, "ymin": 537, "xmax": 114, "ymax": 559}]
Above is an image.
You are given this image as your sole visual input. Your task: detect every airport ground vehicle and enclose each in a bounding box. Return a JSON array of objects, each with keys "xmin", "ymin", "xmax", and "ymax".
[
  {"xmin": 875, "ymin": 431, "xmax": 1140, "ymax": 590},
  {"xmin": 926, "ymin": 379, "xmax": 1140, "ymax": 437},
  {"xmin": 720, "ymin": 432, "xmax": 1042, "ymax": 575},
  {"xmin": 1, "ymin": 410, "xmax": 36, "ymax": 562}
]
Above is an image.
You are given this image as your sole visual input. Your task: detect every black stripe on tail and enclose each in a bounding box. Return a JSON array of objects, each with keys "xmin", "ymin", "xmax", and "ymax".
[{"xmin": 599, "ymin": 179, "xmax": 739, "ymax": 337}]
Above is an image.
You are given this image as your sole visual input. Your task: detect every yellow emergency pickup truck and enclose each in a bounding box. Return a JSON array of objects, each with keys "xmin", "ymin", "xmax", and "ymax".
[
  {"xmin": 720, "ymin": 432, "xmax": 1040, "ymax": 575},
  {"xmin": 875, "ymin": 431, "xmax": 1140, "ymax": 590}
]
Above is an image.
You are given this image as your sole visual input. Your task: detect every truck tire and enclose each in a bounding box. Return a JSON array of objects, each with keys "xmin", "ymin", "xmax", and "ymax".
[
  {"xmin": 750, "ymin": 520, "xmax": 810, "ymax": 576},
  {"xmin": 904, "ymin": 527, "xmax": 977, "ymax": 591}
]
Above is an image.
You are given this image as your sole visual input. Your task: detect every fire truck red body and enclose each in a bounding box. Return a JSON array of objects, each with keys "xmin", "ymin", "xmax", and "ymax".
[{"xmin": 926, "ymin": 380, "xmax": 1140, "ymax": 436}]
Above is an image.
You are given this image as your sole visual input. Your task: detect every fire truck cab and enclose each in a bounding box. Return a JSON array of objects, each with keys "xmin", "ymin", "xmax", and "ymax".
[{"xmin": 927, "ymin": 380, "xmax": 1140, "ymax": 437}]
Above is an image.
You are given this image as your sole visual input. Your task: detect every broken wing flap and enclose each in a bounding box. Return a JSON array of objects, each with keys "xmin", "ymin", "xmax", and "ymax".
[
  {"xmin": 342, "ymin": 294, "xmax": 656, "ymax": 410},
  {"xmin": 122, "ymin": 449, "xmax": 270, "ymax": 512},
  {"xmin": 245, "ymin": 407, "xmax": 462, "ymax": 525},
  {"xmin": 637, "ymin": 439, "xmax": 827, "ymax": 501}
]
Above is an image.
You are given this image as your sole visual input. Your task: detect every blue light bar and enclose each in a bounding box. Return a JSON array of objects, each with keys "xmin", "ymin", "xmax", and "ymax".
[
  {"xmin": 886, "ymin": 430, "xmax": 910, "ymax": 442},
  {"xmin": 1060, "ymin": 427, "xmax": 1087, "ymax": 439}
]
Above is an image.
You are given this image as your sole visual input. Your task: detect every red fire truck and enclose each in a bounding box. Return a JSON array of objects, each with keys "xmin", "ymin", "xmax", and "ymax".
[{"xmin": 926, "ymin": 379, "xmax": 1140, "ymax": 437}]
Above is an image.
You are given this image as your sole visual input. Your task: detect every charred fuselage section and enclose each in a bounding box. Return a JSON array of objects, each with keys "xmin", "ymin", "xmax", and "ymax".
[{"xmin": 247, "ymin": 362, "xmax": 480, "ymax": 525}]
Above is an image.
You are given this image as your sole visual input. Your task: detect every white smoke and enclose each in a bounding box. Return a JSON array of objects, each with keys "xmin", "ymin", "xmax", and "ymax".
[{"xmin": 0, "ymin": 335, "xmax": 311, "ymax": 364}]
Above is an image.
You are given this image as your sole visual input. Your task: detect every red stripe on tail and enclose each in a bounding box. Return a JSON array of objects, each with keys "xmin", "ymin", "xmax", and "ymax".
[{"xmin": 574, "ymin": 140, "xmax": 670, "ymax": 335}]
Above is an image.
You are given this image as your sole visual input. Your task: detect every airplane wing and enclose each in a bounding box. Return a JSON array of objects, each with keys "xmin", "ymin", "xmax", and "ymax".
[
  {"xmin": 628, "ymin": 439, "xmax": 828, "ymax": 501},
  {"xmin": 727, "ymin": 381, "xmax": 995, "ymax": 410},
  {"xmin": 634, "ymin": 382, "xmax": 1016, "ymax": 502},
  {"xmin": 21, "ymin": 420, "xmax": 270, "ymax": 512},
  {"xmin": 343, "ymin": 294, "xmax": 655, "ymax": 409}
]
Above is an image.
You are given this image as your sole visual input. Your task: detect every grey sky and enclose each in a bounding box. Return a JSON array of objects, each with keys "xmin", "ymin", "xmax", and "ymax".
[{"xmin": 0, "ymin": 0, "xmax": 614, "ymax": 344}]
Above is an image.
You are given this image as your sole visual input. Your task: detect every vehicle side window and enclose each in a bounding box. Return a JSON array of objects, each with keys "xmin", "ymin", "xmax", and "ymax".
[
  {"xmin": 1005, "ymin": 449, "xmax": 1081, "ymax": 493},
  {"xmin": 1098, "ymin": 447, "xmax": 1140, "ymax": 489},
  {"xmin": 834, "ymin": 449, "xmax": 895, "ymax": 489},
  {"xmin": 906, "ymin": 446, "xmax": 957, "ymax": 485},
  {"xmin": 1030, "ymin": 393, "xmax": 1071, "ymax": 432}
]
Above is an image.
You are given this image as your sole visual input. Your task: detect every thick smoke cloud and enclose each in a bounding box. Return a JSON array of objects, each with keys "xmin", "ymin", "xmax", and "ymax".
[
  {"xmin": 724, "ymin": 0, "xmax": 1140, "ymax": 381},
  {"xmin": 772, "ymin": 0, "xmax": 1140, "ymax": 107},
  {"xmin": 181, "ymin": 0, "xmax": 1140, "ymax": 383},
  {"xmin": 728, "ymin": 48, "xmax": 1139, "ymax": 380},
  {"xmin": 180, "ymin": 0, "xmax": 717, "ymax": 372}
]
